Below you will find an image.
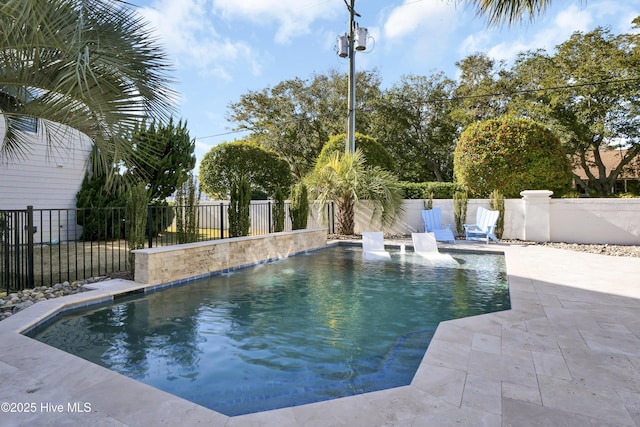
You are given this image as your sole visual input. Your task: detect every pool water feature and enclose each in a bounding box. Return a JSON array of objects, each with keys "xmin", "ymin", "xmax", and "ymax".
[{"xmin": 29, "ymin": 245, "xmax": 510, "ymax": 416}]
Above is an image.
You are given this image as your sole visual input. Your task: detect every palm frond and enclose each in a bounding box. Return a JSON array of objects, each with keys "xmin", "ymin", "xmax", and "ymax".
[
  {"xmin": 465, "ymin": 0, "xmax": 554, "ymax": 26},
  {"xmin": 0, "ymin": 0, "xmax": 177, "ymax": 170}
]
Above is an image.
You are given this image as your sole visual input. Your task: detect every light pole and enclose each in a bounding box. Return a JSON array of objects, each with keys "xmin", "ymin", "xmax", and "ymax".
[{"xmin": 337, "ymin": 0, "xmax": 367, "ymax": 153}]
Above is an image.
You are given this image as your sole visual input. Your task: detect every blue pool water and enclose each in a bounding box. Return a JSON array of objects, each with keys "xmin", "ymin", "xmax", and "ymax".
[{"xmin": 30, "ymin": 245, "xmax": 510, "ymax": 416}]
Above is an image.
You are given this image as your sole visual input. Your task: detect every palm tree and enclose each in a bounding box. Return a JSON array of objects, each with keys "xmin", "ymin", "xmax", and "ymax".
[
  {"xmin": 305, "ymin": 150, "xmax": 403, "ymax": 235},
  {"xmin": 0, "ymin": 0, "xmax": 175, "ymax": 174},
  {"xmin": 466, "ymin": 0, "xmax": 554, "ymax": 26}
]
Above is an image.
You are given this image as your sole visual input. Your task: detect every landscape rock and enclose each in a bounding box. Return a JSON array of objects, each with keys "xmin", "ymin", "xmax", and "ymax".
[{"xmin": 0, "ymin": 274, "xmax": 121, "ymax": 321}]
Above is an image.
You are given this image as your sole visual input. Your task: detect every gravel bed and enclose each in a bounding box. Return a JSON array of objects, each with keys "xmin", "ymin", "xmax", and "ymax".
[
  {"xmin": 0, "ymin": 276, "xmax": 112, "ymax": 321},
  {"xmin": 514, "ymin": 241, "xmax": 640, "ymax": 258}
]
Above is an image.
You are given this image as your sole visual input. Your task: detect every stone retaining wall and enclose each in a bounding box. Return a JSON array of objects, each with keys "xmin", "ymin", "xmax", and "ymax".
[{"xmin": 133, "ymin": 228, "xmax": 328, "ymax": 286}]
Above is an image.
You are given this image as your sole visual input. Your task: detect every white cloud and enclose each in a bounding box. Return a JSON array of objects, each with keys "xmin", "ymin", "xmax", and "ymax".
[
  {"xmin": 383, "ymin": 0, "xmax": 457, "ymax": 41},
  {"xmin": 458, "ymin": 1, "xmax": 637, "ymax": 66},
  {"xmin": 138, "ymin": 0, "xmax": 258, "ymax": 80},
  {"xmin": 211, "ymin": 0, "xmax": 339, "ymax": 44}
]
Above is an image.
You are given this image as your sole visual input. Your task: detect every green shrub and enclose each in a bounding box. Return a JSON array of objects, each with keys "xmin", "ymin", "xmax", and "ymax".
[
  {"xmin": 126, "ymin": 183, "xmax": 148, "ymax": 276},
  {"xmin": 272, "ymin": 187, "xmax": 285, "ymax": 233},
  {"xmin": 400, "ymin": 182, "xmax": 467, "ymax": 199},
  {"xmin": 229, "ymin": 178, "xmax": 251, "ymax": 237},
  {"xmin": 454, "ymin": 117, "xmax": 573, "ymax": 198},
  {"xmin": 175, "ymin": 174, "xmax": 200, "ymax": 244},
  {"xmin": 76, "ymin": 173, "xmax": 127, "ymax": 240},
  {"xmin": 489, "ymin": 189, "xmax": 505, "ymax": 239},
  {"xmin": 453, "ymin": 191, "xmax": 468, "ymax": 236},
  {"xmin": 290, "ymin": 183, "xmax": 309, "ymax": 230},
  {"xmin": 315, "ymin": 133, "xmax": 396, "ymax": 172}
]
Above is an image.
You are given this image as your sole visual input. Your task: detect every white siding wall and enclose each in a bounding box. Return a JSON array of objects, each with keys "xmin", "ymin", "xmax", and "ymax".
[
  {"xmin": 0, "ymin": 116, "xmax": 92, "ymax": 210},
  {"xmin": 1, "ymin": 116, "xmax": 92, "ymax": 243}
]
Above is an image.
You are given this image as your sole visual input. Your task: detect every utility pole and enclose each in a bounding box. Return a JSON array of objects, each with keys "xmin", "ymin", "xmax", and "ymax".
[
  {"xmin": 337, "ymin": 0, "xmax": 367, "ymax": 153},
  {"xmin": 346, "ymin": 0, "xmax": 357, "ymax": 153}
]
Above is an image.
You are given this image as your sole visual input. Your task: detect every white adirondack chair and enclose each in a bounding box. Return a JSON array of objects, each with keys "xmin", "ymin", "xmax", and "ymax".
[
  {"xmin": 421, "ymin": 207, "xmax": 456, "ymax": 244},
  {"xmin": 411, "ymin": 232, "xmax": 457, "ymax": 263},
  {"xmin": 362, "ymin": 231, "xmax": 391, "ymax": 259},
  {"xmin": 464, "ymin": 207, "xmax": 500, "ymax": 244}
]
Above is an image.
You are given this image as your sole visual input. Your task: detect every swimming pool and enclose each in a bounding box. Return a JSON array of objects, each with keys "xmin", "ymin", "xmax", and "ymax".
[{"xmin": 29, "ymin": 244, "xmax": 509, "ymax": 416}]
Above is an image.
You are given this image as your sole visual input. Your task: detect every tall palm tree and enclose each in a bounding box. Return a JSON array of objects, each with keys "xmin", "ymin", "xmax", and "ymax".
[
  {"xmin": 306, "ymin": 150, "xmax": 403, "ymax": 235},
  {"xmin": 466, "ymin": 0, "xmax": 555, "ymax": 26},
  {"xmin": 0, "ymin": 0, "xmax": 175, "ymax": 174}
]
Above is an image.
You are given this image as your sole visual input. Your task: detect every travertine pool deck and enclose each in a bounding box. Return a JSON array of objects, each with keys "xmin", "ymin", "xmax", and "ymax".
[{"xmin": 1, "ymin": 242, "xmax": 639, "ymax": 426}]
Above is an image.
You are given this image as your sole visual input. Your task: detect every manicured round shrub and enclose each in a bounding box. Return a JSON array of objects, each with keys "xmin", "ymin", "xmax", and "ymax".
[
  {"xmin": 315, "ymin": 133, "xmax": 396, "ymax": 172},
  {"xmin": 454, "ymin": 117, "xmax": 573, "ymax": 198}
]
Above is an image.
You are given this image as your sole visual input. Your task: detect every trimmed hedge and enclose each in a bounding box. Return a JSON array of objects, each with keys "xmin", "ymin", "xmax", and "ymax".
[
  {"xmin": 454, "ymin": 117, "xmax": 573, "ymax": 198},
  {"xmin": 401, "ymin": 182, "xmax": 467, "ymax": 199}
]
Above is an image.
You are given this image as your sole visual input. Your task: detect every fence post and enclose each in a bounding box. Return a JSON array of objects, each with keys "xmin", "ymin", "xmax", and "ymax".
[
  {"xmin": 147, "ymin": 204, "xmax": 153, "ymax": 248},
  {"xmin": 268, "ymin": 201, "xmax": 272, "ymax": 234},
  {"xmin": 26, "ymin": 205, "xmax": 34, "ymax": 288},
  {"xmin": 2, "ymin": 212, "xmax": 8, "ymax": 293}
]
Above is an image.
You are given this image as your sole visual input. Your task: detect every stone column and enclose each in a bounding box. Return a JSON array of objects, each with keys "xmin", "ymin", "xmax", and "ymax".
[{"xmin": 520, "ymin": 190, "xmax": 553, "ymax": 242}]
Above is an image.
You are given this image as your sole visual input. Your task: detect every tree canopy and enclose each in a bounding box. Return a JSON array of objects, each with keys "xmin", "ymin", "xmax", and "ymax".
[
  {"xmin": 226, "ymin": 69, "xmax": 382, "ymax": 179},
  {"xmin": 370, "ymin": 73, "xmax": 458, "ymax": 182},
  {"xmin": 315, "ymin": 133, "xmax": 396, "ymax": 173},
  {"xmin": 506, "ymin": 24, "xmax": 640, "ymax": 194},
  {"xmin": 199, "ymin": 141, "xmax": 293, "ymax": 199},
  {"xmin": 125, "ymin": 118, "xmax": 195, "ymax": 202},
  {"xmin": 221, "ymin": 16, "xmax": 640, "ymax": 195}
]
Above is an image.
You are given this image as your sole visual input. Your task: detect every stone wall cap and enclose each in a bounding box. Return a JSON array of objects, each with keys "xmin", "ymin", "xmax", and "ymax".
[{"xmin": 520, "ymin": 190, "xmax": 554, "ymax": 199}]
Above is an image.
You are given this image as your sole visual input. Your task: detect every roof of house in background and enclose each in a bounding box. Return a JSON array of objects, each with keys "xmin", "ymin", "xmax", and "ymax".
[{"xmin": 573, "ymin": 149, "xmax": 640, "ymax": 180}]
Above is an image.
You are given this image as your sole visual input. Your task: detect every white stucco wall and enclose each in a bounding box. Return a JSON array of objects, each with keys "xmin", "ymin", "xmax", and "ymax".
[
  {"xmin": 349, "ymin": 196, "xmax": 638, "ymax": 245},
  {"xmin": 549, "ymin": 198, "xmax": 640, "ymax": 245}
]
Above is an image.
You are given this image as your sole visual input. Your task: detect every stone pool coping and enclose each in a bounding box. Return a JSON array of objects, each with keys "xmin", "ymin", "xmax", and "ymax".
[{"xmin": 1, "ymin": 241, "xmax": 639, "ymax": 426}]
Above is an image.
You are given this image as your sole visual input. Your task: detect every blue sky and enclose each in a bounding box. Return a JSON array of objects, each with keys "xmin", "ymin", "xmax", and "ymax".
[{"xmin": 132, "ymin": 0, "xmax": 640, "ymax": 168}]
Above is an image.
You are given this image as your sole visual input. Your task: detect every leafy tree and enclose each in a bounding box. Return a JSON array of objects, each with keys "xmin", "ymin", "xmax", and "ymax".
[
  {"xmin": 0, "ymin": 0, "xmax": 175, "ymax": 174},
  {"xmin": 228, "ymin": 178, "xmax": 251, "ymax": 237},
  {"xmin": 315, "ymin": 133, "xmax": 396, "ymax": 172},
  {"xmin": 507, "ymin": 24, "xmax": 640, "ymax": 195},
  {"xmin": 370, "ymin": 73, "xmax": 458, "ymax": 182},
  {"xmin": 454, "ymin": 117, "xmax": 573, "ymax": 198},
  {"xmin": 227, "ymin": 69, "xmax": 382, "ymax": 178},
  {"xmin": 289, "ymin": 183, "xmax": 309, "ymax": 230},
  {"xmin": 125, "ymin": 118, "xmax": 196, "ymax": 202},
  {"xmin": 305, "ymin": 150, "xmax": 403, "ymax": 235},
  {"xmin": 76, "ymin": 118, "xmax": 193, "ymax": 240},
  {"xmin": 452, "ymin": 53, "xmax": 512, "ymax": 127},
  {"xmin": 199, "ymin": 140, "xmax": 292, "ymax": 199}
]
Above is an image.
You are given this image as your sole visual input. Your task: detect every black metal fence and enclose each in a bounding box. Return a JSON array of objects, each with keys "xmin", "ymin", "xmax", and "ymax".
[{"xmin": 1, "ymin": 201, "xmax": 334, "ymax": 292}]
